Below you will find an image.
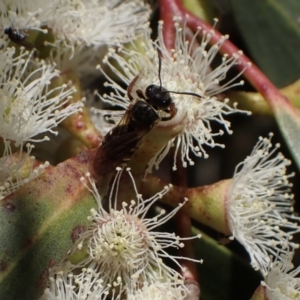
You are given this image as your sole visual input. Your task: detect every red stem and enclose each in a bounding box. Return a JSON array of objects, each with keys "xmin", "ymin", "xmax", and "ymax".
[
  {"xmin": 159, "ymin": 0, "xmax": 180, "ymax": 49},
  {"xmin": 158, "ymin": 0, "xmax": 290, "ymax": 110},
  {"xmin": 171, "ymin": 153, "xmax": 200, "ymax": 283}
]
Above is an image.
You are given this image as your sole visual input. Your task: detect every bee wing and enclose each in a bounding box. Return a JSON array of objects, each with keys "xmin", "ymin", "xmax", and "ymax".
[
  {"xmin": 93, "ymin": 101, "xmax": 160, "ymax": 177},
  {"xmin": 93, "ymin": 125, "xmax": 152, "ymax": 177},
  {"xmin": 107, "ymin": 107, "xmax": 133, "ymax": 137}
]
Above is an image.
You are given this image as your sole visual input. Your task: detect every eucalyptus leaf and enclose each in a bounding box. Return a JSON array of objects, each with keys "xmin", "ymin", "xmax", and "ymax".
[
  {"xmin": 273, "ymin": 101, "xmax": 300, "ymax": 171},
  {"xmin": 193, "ymin": 229, "xmax": 262, "ymax": 300},
  {"xmin": 0, "ymin": 151, "xmax": 96, "ymax": 300},
  {"xmin": 229, "ymin": 0, "xmax": 300, "ymax": 87}
]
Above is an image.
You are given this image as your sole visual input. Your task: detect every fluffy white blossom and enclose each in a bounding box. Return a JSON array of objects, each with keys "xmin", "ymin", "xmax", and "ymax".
[
  {"xmin": 227, "ymin": 133, "xmax": 299, "ymax": 276},
  {"xmin": 71, "ymin": 168, "xmax": 201, "ymax": 293},
  {"xmin": 261, "ymin": 252, "xmax": 300, "ymax": 300},
  {"xmin": 0, "ymin": 47, "xmax": 82, "ymax": 146},
  {"xmin": 92, "ymin": 17, "xmax": 249, "ymax": 172}
]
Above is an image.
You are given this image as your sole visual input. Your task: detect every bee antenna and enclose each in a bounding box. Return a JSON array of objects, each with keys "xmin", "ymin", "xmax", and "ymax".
[
  {"xmin": 157, "ymin": 50, "xmax": 163, "ymax": 91},
  {"xmin": 164, "ymin": 90, "xmax": 203, "ymax": 100}
]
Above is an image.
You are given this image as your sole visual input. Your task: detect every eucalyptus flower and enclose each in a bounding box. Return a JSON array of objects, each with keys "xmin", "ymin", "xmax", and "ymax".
[
  {"xmin": 93, "ymin": 17, "xmax": 249, "ymax": 172},
  {"xmin": 227, "ymin": 134, "xmax": 299, "ymax": 276},
  {"xmin": 0, "ymin": 47, "xmax": 81, "ymax": 146},
  {"xmin": 71, "ymin": 168, "xmax": 201, "ymax": 293}
]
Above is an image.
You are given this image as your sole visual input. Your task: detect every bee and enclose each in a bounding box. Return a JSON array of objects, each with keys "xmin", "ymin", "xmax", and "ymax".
[{"xmin": 93, "ymin": 53, "xmax": 203, "ymax": 177}]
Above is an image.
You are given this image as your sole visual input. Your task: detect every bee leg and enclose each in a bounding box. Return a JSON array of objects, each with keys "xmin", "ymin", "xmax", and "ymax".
[
  {"xmin": 161, "ymin": 102, "xmax": 177, "ymax": 121},
  {"xmin": 127, "ymin": 74, "xmax": 140, "ymax": 101},
  {"xmin": 169, "ymin": 102, "xmax": 177, "ymax": 119}
]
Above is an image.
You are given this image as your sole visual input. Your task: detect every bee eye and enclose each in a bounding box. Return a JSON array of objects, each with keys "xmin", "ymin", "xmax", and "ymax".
[
  {"xmin": 145, "ymin": 84, "xmax": 172, "ymax": 109},
  {"xmin": 145, "ymin": 84, "xmax": 154, "ymax": 95}
]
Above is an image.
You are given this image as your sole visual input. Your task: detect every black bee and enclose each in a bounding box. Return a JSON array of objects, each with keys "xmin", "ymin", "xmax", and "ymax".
[{"xmin": 93, "ymin": 52, "xmax": 203, "ymax": 177}]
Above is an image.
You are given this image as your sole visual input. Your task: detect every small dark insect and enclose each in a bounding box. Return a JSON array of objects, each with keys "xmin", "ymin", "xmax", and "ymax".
[
  {"xmin": 93, "ymin": 100, "xmax": 159, "ymax": 177},
  {"xmin": 4, "ymin": 26, "xmax": 35, "ymax": 50}
]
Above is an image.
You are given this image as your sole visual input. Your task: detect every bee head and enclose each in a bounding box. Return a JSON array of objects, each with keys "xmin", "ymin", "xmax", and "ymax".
[{"xmin": 145, "ymin": 84, "xmax": 172, "ymax": 110}]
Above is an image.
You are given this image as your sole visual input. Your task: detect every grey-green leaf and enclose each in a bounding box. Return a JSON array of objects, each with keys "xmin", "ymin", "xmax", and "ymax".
[
  {"xmin": 0, "ymin": 151, "xmax": 96, "ymax": 300},
  {"xmin": 229, "ymin": 0, "xmax": 300, "ymax": 87},
  {"xmin": 193, "ymin": 229, "xmax": 262, "ymax": 300}
]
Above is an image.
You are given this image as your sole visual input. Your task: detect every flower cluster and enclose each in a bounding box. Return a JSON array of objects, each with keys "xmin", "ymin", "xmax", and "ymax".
[
  {"xmin": 0, "ymin": 0, "xmax": 151, "ymax": 82},
  {"xmin": 0, "ymin": 0, "xmax": 150, "ymax": 52},
  {"xmin": 1, "ymin": 1, "xmax": 300, "ymax": 299},
  {"xmin": 0, "ymin": 0, "xmax": 150, "ymax": 198}
]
